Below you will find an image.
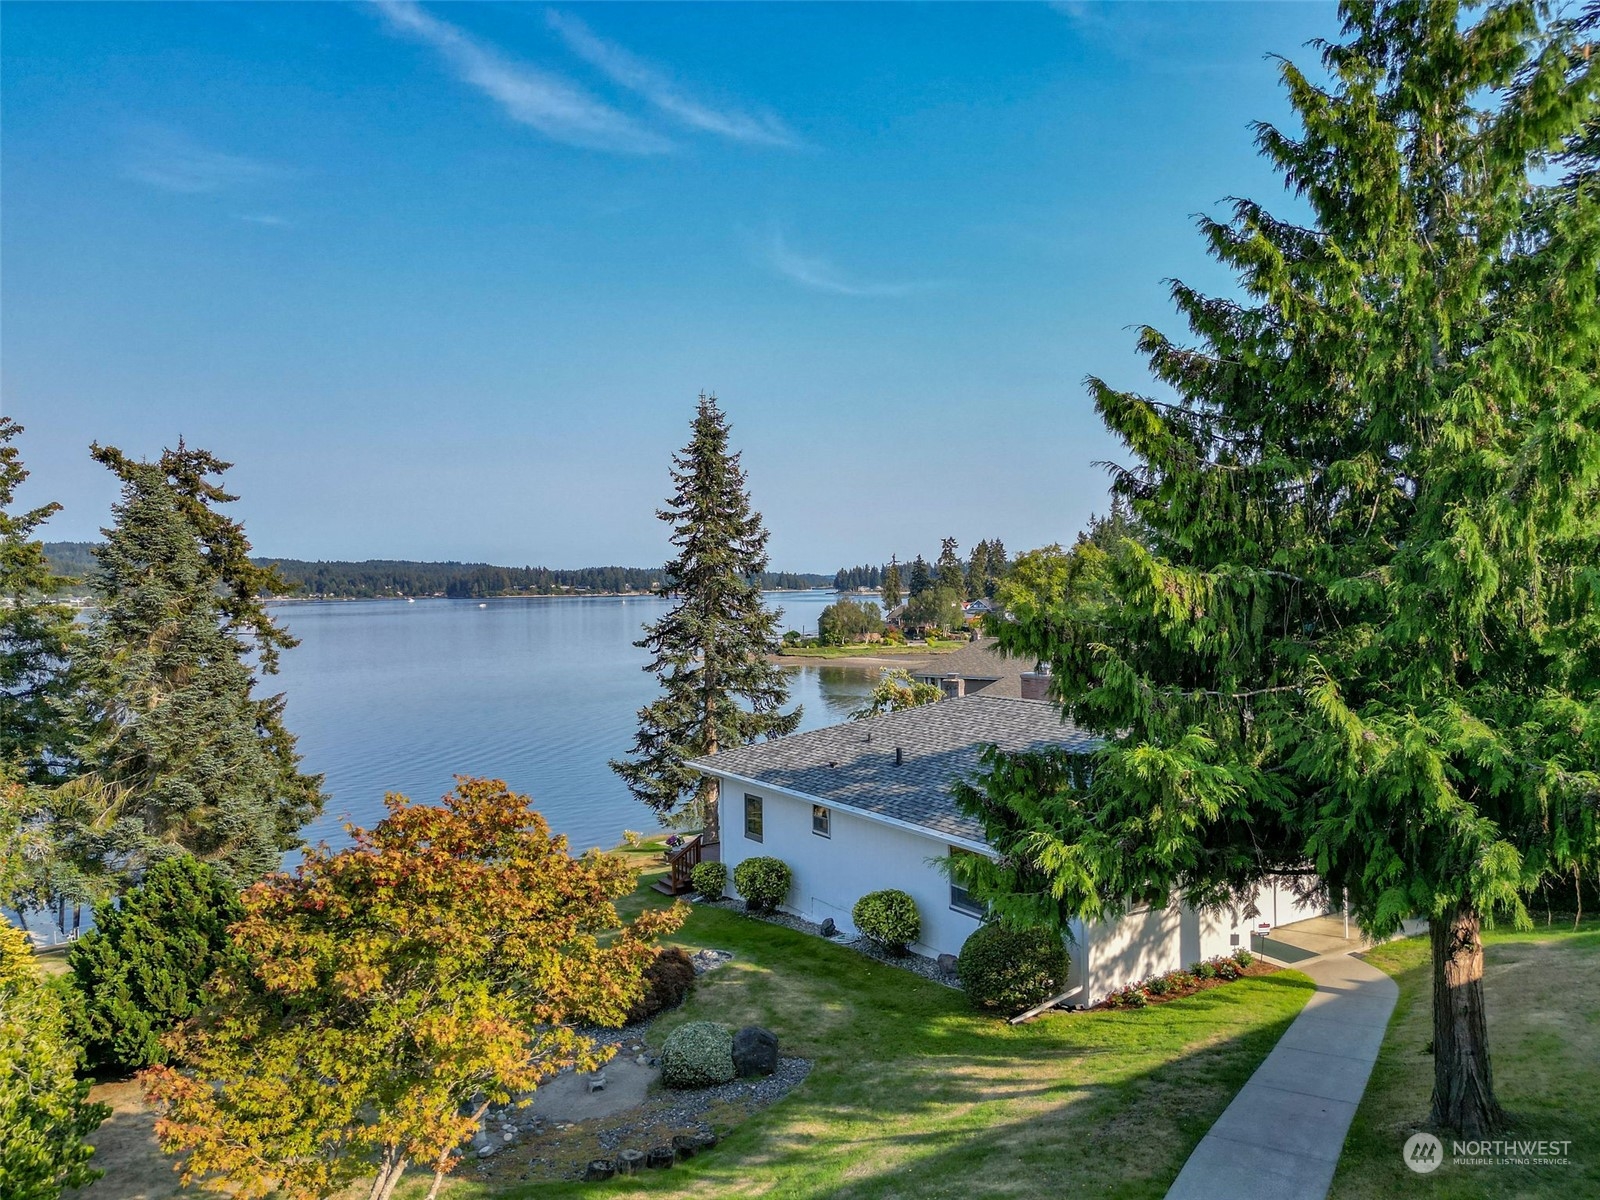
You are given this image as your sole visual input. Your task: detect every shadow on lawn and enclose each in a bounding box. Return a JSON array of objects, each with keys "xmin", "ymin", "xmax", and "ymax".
[{"xmin": 488, "ymin": 897, "xmax": 1314, "ymax": 1200}]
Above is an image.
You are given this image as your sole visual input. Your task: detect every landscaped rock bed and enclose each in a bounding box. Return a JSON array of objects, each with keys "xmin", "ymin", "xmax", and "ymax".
[
  {"xmin": 469, "ymin": 1055, "xmax": 811, "ymax": 1185},
  {"xmin": 695, "ymin": 894, "xmax": 961, "ymax": 988},
  {"xmin": 468, "ymin": 952, "xmax": 811, "ymax": 1185}
]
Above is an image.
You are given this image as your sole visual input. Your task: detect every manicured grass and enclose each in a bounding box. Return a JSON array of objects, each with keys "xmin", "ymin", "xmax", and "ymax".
[
  {"xmin": 438, "ymin": 858, "xmax": 1315, "ymax": 1199},
  {"xmin": 1330, "ymin": 920, "xmax": 1600, "ymax": 1200},
  {"xmin": 774, "ymin": 639, "xmax": 969, "ymax": 659}
]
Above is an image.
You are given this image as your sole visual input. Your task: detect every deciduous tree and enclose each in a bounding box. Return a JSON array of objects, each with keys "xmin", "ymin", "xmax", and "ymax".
[
  {"xmin": 141, "ymin": 778, "xmax": 684, "ymax": 1200},
  {"xmin": 0, "ymin": 922, "xmax": 108, "ymax": 1200},
  {"xmin": 957, "ymin": 0, "xmax": 1598, "ymax": 1137},
  {"xmin": 852, "ymin": 670, "xmax": 943, "ymax": 718},
  {"xmin": 611, "ymin": 395, "xmax": 800, "ymax": 838}
]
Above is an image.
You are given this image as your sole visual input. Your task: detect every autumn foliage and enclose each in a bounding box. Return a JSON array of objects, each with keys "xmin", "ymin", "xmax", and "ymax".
[{"xmin": 140, "ymin": 778, "xmax": 684, "ymax": 1200}]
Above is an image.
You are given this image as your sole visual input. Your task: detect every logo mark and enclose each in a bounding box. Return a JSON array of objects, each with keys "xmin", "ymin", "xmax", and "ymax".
[{"xmin": 1404, "ymin": 1132, "xmax": 1444, "ymax": 1173}]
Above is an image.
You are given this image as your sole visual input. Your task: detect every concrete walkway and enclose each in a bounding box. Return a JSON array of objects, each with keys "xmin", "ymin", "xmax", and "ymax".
[{"xmin": 1164, "ymin": 944, "xmax": 1400, "ymax": 1200}]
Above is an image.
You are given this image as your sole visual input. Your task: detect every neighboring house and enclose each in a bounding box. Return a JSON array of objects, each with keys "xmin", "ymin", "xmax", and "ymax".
[
  {"xmin": 910, "ymin": 637, "xmax": 1047, "ymax": 700},
  {"xmin": 688, "ymin": 694, "xmax": 1327, "ymax": 1005},
  {"xmin": 962, "ymin": 598, "xmax": 996, "ymax": 616}
]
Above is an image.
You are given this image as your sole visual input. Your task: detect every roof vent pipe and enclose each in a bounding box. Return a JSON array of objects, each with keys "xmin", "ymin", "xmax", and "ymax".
[{"xmin": 895, "ymin": 746, "xmax": 903, "ymax": 766}]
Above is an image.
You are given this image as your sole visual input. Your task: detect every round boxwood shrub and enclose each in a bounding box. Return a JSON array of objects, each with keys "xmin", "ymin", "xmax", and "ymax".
[
  {"xmin": 660, "ymin": 1020, "xmax": 735, "ymax": 1088},
  {"xmin": 956, "ymin": 923, "xmax": 1070, "ymax": 1015},
  {"xmin": 732, "ymin": 856, "xmax": 791, "ymax": 914},
  {"xmin": 852, "ymin": 889, "xmax": 920, "ymax": 955},
  {"xmin": 690, "ymin": 860, "xmax": 727, "ymax": 898}
]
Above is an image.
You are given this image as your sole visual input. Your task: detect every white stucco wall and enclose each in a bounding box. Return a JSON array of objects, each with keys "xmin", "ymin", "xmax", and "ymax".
[
  {"xmin": 713, "ymin": 777, "xmax": 987, "ymax": 959},
  {"xmin": 708, "ymin": 772, "xmax": 1336, "ymax": 1005}
]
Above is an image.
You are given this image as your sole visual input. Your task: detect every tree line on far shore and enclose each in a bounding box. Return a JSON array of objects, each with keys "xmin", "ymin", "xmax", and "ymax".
[{"xmin": 42, "ymin": 543, "xmax": 827, "ymax": 600}]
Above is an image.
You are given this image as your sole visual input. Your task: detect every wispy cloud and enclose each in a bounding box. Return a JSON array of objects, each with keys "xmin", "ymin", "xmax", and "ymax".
[
  {"xmin": 373, "ymin": 0, "xmax": 671, "ymax": 155},
  {"xmin": 123, "ymin": 127, "xmax": 285, "ymax": 194},
  {"xmin": 238, "ymin": 213, "xmax": 291, "ymax": 227},
  {"xmin": 763, "ymin": 231, "xmax": 929, "ymax": 298},
  {"xmin": 545, "ymin": 9, "xmax": 799, "ymax": 149}
]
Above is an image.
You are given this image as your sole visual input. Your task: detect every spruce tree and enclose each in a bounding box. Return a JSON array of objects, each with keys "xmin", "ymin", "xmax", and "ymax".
[
  {"xmin": 0, "ymin": 420, "xmax": 82, "ymax": 784},
  {"xmin": 611, "ymin": 395, "xmax": 800, "ymax": 838},
  {"xmin": 958, "ymin": 0, "xmax": 1597, "ymax": 1136},
  {"xmin": 75, "ymin": 443, "xmax": 324, "ymax": 885},
  {"xmin": 935, "ymin": 536, "xmax": 964, "ymax": 594},
  {"xmin": 907, "ymin": 554, "xmax": 932, "ymax": 597},
  {"xmin": 881, "ymin": 556, "xmax": 903, "ymax": 610}
]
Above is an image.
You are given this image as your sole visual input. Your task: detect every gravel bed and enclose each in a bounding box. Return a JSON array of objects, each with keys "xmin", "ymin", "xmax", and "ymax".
[
  {"xmin": 697, "ymin": 896, "xmax": 961, "ymax": 989},
  {"xmin": 591, "ymin": 1056, "xmax": 812, "ymax": 1154}
]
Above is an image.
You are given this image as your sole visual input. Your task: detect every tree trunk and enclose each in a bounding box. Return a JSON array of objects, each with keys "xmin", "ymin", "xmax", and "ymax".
[
  {"xmin": 1428, "ymin": 904, "xmax": 1506, "ymax": 1136},
  {"xmin": 367, "ymin": 1148, "xmax": 406, "ymax": 1200},
  {"xmin": 424, "ymin": 1161, "xmax": 449, "ymax": 1200}
]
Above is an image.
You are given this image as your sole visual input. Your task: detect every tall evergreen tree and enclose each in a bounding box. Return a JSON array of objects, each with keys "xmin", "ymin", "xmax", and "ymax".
[
  {"xmin": 907, "ymin": 554, "xmax": 932, "ymax": 597},
  {"xmin": 957, "ymin": 0, "xmax": 1598, "ymax": 1136},
  {"xmin": 611, "ymin": 396, "xmax": 800, "ymax": 839},
  {"xmin": 881, "ymin": 556, "xmax": 903, "ymax": 610},
  {"xmin": 965, "ymin": 540, "xmax": 990, "ymax": 601},
  {"xmin": 935, "ymin": 536, "xmax": 964, "ymax": 594},
  {"xmin": 72, "ymin": 443, "xmax": 324, "ymax": 886},
  {"xmin": 0, "ymin": 420, "xmax": 82, "ymax": 784}
]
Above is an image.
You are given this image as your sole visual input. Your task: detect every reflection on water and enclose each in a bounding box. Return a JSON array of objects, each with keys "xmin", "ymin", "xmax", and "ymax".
[{"xmin": 272, "ymin": 593, "xmax": 882, "ymax": 856}]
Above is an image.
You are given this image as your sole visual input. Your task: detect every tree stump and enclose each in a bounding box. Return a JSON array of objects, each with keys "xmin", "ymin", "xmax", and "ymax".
[
  {"xmin": 616, "ymin": 1148, "xmax": 646, "ymax": 1176},
  {"xmin": 672, "ymin": 1134, "xmax": 699, "ymax": 1160},
  {"xmin": 583, "ymin": 1159, "xmax": 615, "ymax": 1181},
  {"xmin": 646, "ymin": 1144, "xmax": 676, "ymax": 1169}
]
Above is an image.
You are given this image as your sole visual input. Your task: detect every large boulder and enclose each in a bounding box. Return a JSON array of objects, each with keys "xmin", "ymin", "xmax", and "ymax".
[{"xmin": 732, "ymin": 1025, "xmax": 779, "ymax": 1078}]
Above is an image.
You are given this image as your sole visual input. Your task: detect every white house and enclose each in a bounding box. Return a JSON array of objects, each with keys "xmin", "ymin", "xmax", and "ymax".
[{"xmin": 689, "ymin": 694, "xmax": 1327, "ymax": 1005}]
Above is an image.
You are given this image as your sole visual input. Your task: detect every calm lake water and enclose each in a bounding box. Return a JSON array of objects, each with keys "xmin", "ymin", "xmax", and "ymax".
[{"xmin": 272, "ymin": 591, "xmax": 881, "ymax": 855}]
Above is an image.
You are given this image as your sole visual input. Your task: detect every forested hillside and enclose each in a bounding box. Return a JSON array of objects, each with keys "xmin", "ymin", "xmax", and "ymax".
[{"xmin": 43, "ymin": 543, "xmax": 827, "ymax": 598}]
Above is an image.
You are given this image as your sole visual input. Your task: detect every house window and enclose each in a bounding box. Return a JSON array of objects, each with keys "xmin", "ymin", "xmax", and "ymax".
[
  {"xmin": 812, "ymin": 805, "xmax": 831, "ymax": 838},
  {"xmin": 743, "ymin": 795, "xmax": 763, "ymax": 843},
  {"xmin": 948, "ymin": 847, "xmax": 987, "ymax": 917}
]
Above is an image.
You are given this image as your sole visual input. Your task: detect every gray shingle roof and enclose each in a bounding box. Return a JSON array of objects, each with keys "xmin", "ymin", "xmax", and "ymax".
[
  {"xmin": 689, "ymin": 694, "xmax": 1095, "ymax": 844},
  {"xmin": 910, "ymin": 639, "xmax": 1032, "ymax": 699}
]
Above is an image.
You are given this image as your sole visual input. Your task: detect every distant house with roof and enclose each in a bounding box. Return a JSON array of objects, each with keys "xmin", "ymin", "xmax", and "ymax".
[
  {"xmin": 686, "ymin": 694, "xmax": 1325, "ymax": 1005},
  {"xmin": 909, "ymin": 637, "xmax": 1048, "ymax": 700}
]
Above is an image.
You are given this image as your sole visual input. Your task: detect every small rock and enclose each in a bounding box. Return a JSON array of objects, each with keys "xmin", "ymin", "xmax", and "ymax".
[
  {"xmin": 635, "ymin": 1054, "xmax": 649, "ymax": 1066},
  {"xmin": 820, "ymin": 917, "xmax": 837, "ymax": 937},
  {"xmin": 584, "ymin": 1159, "xmax": 616, "ymax": 1182},
  {"xmin": 500, "ymin": 1132, "xmax": 513, "ymax": 1143},
  {"xmin": 477, "ymin": 1145, "xmax": 499, "ymax": 1159},
  {"xmin": 937, "ymin": 953, "xmax": 959, "ymax": 971},
  {"xmin": 732, "ymin": 1025, "xmax": 779, "ymax": 1077}
]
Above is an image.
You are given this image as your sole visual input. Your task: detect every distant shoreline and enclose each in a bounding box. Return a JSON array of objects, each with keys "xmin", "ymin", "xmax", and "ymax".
[{"xmin": 261, "ymin": 588, "xmax": 828, "ymax": 605}]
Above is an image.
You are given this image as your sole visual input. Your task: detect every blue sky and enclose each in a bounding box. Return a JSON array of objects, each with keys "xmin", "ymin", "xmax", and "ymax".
[{"xmin": 2, "ymin": 1, "xmax": 1341, "ymax": 570}]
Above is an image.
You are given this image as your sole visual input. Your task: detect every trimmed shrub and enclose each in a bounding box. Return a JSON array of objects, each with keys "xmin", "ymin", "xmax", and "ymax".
[
  {"xmin": 1232, "ymin": 947, "xmax": 1255, "ymax": 968},
  {"xmin": 956, "ymin": 923, "xmax": 1070, "ymax": 1015},
  {"xmin": 1146, "ymin": 973, "xmax": 1175, "ymax": 997},
  {"xmin": 1213, "ymin": 955, "xmax": 1243, "ymax": 981},
  {"xmin": 621, "ymin": 830, "xmax": 645, "ymax": 849},
  {"xmin": 1106, "ymin": 982, "xmax": 1150, "ymax": 1009},
  {"xmin": 852, "ymin": 889, "xmax": 920, "ymax": 955},
  {"xmin": 1191, "ymin": 959, "xmax": 1219, "ymax": 981},
  {"xmin": 615, "ymin": 947, "xmax": 697, "ymax": 1026},
  {"xmin": 690, "ymin": 861, "xmax": 727, "ymax": 897},
  {"xmin": 68, "ymin": 855, "xmax": 242, "ymax": 1073},
  {"xmin": 732, "ymin": 856, "xmax": 791, "ymax": 914},
  {"xmin": 660, "ymin": 1021, "xmax": 735, "ymax": 1088}
]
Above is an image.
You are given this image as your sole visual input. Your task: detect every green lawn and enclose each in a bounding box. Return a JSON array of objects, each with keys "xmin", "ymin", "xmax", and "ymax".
[
  {"xmin": 775, "ymin": 639, "xmax": 969, "ymax": 659},
  {"xmin": 441, "ymin": 851, "xmax": 1315, "ymax": 1200},
  {"xmin": 1330, "ymin": 920, "xmax": 1600, "ymax": 1200}
]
